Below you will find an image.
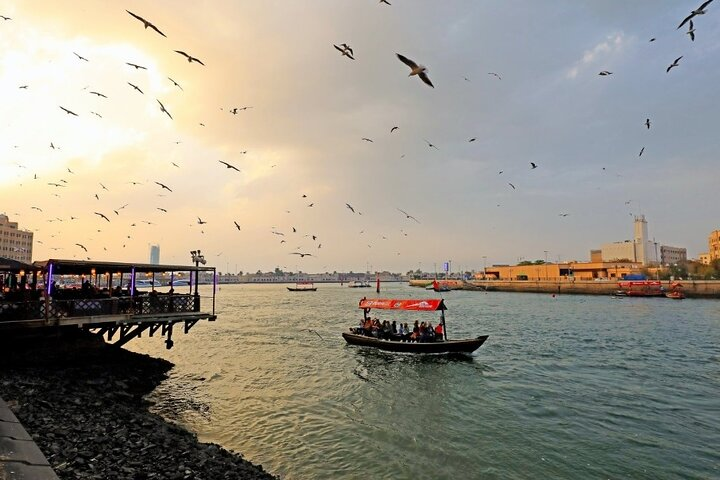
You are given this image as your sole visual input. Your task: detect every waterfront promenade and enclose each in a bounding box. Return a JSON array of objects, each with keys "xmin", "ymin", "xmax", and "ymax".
[{"xmin": 409, "ymin": 279, "xmax": 720, "ymax": 298}]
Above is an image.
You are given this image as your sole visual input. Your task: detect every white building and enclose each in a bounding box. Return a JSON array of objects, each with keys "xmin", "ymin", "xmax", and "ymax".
[
  {"xmin": 601, "ymin": 215, "xmax": 659, "ymax": 266},
  {"xmin": 0, "ymin": 214, "xmax": 33, "ymax": 263},
  {"xmin": 149, "ymin": 244, "xmax": 160, "ymax": 264}
]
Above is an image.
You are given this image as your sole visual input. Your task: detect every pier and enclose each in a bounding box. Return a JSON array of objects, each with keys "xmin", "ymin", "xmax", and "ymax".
[{"xmin": 0, "ymin": 258, "xmax": 217, "ymax": 349}]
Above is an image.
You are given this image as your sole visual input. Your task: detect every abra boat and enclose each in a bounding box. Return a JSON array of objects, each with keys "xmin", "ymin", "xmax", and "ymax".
[
  {"xmin": 617, "ymin": 280, "xmax": 664, "ymax": 297},
  {"xmin": 287, "ymin": 282, "xmax": 317, "ymax": 292},
  {"xmin": 665, "ymin": 282, "xmax": 685, "ymax": 299},
  {"xmin": 342, "ymin": 298, "xmax": 488, "ymax": 354}
]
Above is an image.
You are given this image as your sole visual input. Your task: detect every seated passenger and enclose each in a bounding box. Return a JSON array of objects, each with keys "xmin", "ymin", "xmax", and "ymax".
[
  {"xmin": 435, "ymin": 322, "xmax": 443, "ymax": 339},
  {"xmin": 391, "ymin": 321, "xmax": 397, "ymax": 335},
  {"xmin": 403, "ymin": 323, "xmax": 411, "ymax": 341},
  {"xmin": 426, "ymin": 322, "xmax": 436, "ymax": 341}
]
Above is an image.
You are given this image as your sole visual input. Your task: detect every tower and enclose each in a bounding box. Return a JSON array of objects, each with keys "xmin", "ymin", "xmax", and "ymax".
[
  {"xmin": 149, "ymin": 244, "xmax": 160, "ymax": 264},
  {"xmin": 633, "ymin": 215, "xmax": 648, "ymax": 264}
]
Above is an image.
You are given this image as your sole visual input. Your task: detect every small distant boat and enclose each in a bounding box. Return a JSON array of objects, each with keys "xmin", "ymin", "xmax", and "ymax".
[
  {"xmin": 348, "ymin": 280, "xmax": 371, "ymax": 288},
  {"xmin": 665, "ymin": 282, "xmax": 685, "ymax": 299},
  {"xmin": 431, "ymin": 280, "xmax": 451, "ymax": 292},
  {"xmin": 287, "ymin": 282, "xmax": 317, "ymax": 292},
  {"xmin": 343, "ymin": 298, "xmax": 488, "ymax": 354}
]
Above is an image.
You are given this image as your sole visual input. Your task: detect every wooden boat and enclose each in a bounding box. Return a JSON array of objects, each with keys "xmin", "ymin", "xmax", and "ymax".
[
  {"xmin": 342, "ymin": 298, "xmax": 488, "ymax": 354},
  {"xmin": 287, "ymin": 282, "xmax": 317, "ymax": 292},
  {"xmin": 617, "ymin": 280, "xmax": 664, "ymax": 297},
  {"xmin": 431, "ymin": 280, "xmax": 451, "ymax": 292},
  {"xmin": 665, "ymin": 282, "xmax": 685, "ymax": 299}
]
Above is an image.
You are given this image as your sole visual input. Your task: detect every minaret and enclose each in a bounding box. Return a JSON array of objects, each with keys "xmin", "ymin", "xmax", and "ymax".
[{"xmin": 634, "ymin": 215, "xmax": 648, "ymax": 264}]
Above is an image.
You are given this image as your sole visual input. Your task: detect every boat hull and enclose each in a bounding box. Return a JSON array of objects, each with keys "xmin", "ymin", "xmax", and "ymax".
[
  {"xmin": 342, "ymin": 332, "xmax": 488, "ymax": 354},
  {"xmin": 287, "ymin": 287, "xmax": 317, "ymax": 291}
]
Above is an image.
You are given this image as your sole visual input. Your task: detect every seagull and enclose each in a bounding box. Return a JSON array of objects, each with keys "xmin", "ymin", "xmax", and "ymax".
[
  {"xmin": 171, "ymin": 162, "xmax": 180, "ymax": 168},
  {"xmin": 333, "ymin": 44, "xmax": 354, "ymax": 60},
  {"xmin": 157, "ymin": 207, "xmax": 167, "ymax": 213},
  {"xmin": 168, "ymin": 77, "xmax": 183, "ymax": 90},
  {"xmin": 346, "ymin": 203, "xmax": 355, "ymax": 213},
  {"xmin": 75, "ymin": 243, "xmax": 88, "ymax": 252},
  {"xmin": 234, "ymin": 221, "xmax": 241, "ymax": 231},
  {"xmin": 423, "ymin": 139, "xmax": 439, "ymax": 150},
  {"xmin": 31, "ymin": 206, "xmax": 43, "ymax": 211},
  {"xmin": 18, "ymin": 85, "xmax": 28, "ymax": 89},
  {"xmin": 0, "ymin": 15, "xmax": 11, "ymax": 20},
  {"xmin": 678, "ymin": 0, "xmax": 714, "ymax": 30},
  {"xmin": 94, "ymin": 212, "xmax": 110, "ymax": 222},
  {"xmin": 128, "ymin": 82, "xmax": 144, "ymax": 94},
  {"xmin": 91, "ymin": 111, "xmax": 102, "ymax": 118},
  {"xmin": 649, "ymin": 37, "xmax": 656, "ymax": 42},
  {"xmin": 639, "ymin": 147, "xmax": 645, "ymax": 157},
  {"xmin": 397, "ymin": 208, "xmax": 420, "ymax": 223},
  {"xmin": 219, "ymin": 160, "xmax": 240, "ymax": 171},
  {"xmin": 469, "ymin": 138, "xmax": 476, "ymax": 142},
  {"xmin": 687, "ymin": 20, "xmax": 696, "ymax": 41},
  {"xmin": 157, "ymin": 99, "xmax": 173, "ymax": 119},
  {"xmin": 390, "ymin": 126, "xmax": 399, "ymax": 133},
  {"xmin": 559, "ymin": 213, "xmax": 570, "ymax": 217},
  {"xmin": 100, "ymin": 183, "xmax": 108, "ymax": 191},
  {"xmin": 488, "ymin": 72, "xmax": 502, "ymax": 80},
  {"xmin": 73, "ymin": 52, "xmax": 89, "ymax": 61},
  {"xmin": 126, "ymin": 62, "xmax": 147, "ymax": 70},
  {"xmin": 666, "ymin": 56, "xmax": 682, "ymax": 73},
  {"xmin": 530, "ymin": 162, "xmax": 538, "ymax": 169},
  {"xmin": 290, "ymin": 252, "xmax": 314, "ymax": 258},
  {"xmin": 89, "ymin": 91, "xmax": 107, "ymax": 98},
  {"xmin": 598, "ymin": 71, "xmax": 613, "ymax": 76},
  {"xmin": 47, "ymin": 182, "xmax": 65, "ymax": 187},
  {"xmin": 508, "ymin": 183, "xmax": 516, "ymax": 190},
  {"xmin": 396, "ymin": 53, "xmax": 434, "ymax": 88},
  {"xmin": 361, "ymin": 137, "xmax": 374, "ymax": 142},
  {"xmin": 645, "ymin": 118, "xmax": 651, "ymax": 129},
  {"xmin": 175, "ymin": 50, "xmax": 205, "ymax": 65},
  {"xmin": 197, "ymin": 217, "xmax": 207, "ymax": 225},
  {"xmin": 59, "ymin": 106, "xmax": 78, "ymax": 116},
  {"xmin": 126, "ymin": 10, "xmax": 166, "ymax": 37},
  {"xmin": 380, "ymin": 0, "xmax": 391, "ymax": 5},
  {"xmin": 154, "ymin": 181, "xmax": 172, "ymax": 192},
  {"xmin": 50, "ymin": 142, "xmax": 57, "ymax": 149}
]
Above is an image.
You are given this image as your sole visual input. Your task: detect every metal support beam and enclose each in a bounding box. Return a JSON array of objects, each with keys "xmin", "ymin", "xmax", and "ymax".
[
  {"xmin": 184, "ymin": 319, "xmax": 199, "ymax": 334},
  {"xmin": 149, "ymin": 324, "xmax": 162, "ymax": 337},
  {"xmin": 106, "ymin": 325, "xmax": 119, "ymax": 341},
  {"xmin": 114, "ymin": 324, "xmax": 151, "ymax": 348}
]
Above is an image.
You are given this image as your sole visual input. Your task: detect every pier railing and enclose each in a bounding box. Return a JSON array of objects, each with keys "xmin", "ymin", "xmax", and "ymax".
[{"xmin": 0, "ymin": 293, "xmax": 202, "ymax": 323}]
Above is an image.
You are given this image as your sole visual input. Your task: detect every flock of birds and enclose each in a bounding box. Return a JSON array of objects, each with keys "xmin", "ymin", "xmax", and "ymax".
[{"xmin": 1, "ymin": 1, "xmax": 716, "ymax": 268}]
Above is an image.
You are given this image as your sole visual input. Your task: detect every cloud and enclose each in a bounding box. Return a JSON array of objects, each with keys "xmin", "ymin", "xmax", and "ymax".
[{"xmin": 566, "ymin": 32, "xmax": 627, "ymax": 79}]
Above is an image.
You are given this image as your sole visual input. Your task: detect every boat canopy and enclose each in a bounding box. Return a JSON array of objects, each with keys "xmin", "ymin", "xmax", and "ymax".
[
  {"xmin": 358, "ymin": 298, "xmax": 446, "ymax": 311},
  {"xmin": 32, "ymin": 259, "xmax": 215, "ymax": 275}
]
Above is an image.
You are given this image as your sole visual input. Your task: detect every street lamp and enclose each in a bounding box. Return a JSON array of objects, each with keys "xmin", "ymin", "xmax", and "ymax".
[{"xmin": 190, "ymin": 250, "xmax": 206, "ymax": 296}]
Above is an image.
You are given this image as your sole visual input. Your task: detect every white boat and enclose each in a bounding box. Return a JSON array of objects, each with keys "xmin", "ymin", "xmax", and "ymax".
[{"xmin": 348, "ymin": 280, "xmax": 371, "ymax": 288}]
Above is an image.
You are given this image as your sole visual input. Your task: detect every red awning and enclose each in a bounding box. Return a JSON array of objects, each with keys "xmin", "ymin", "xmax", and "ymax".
[{"xmin": 358, "ymin": 298, "xmax": 446, "ymax": 311}]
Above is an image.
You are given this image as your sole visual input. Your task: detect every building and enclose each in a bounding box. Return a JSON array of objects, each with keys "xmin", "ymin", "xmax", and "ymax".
[
  {"xmin": 659, "ymin": 245, "xmax": 687, "ymax": 265},
  {"xmin": 149, "ymin": 244, "xmax": 160, "ymax": 265},
  {"xmin": 481, "ymin": 261, "xmax": 642, "ymax": 281},
  {"xmin": 600, "ymin": 215, "xmax": 659, "ymax": 266},
  {"xmin": 699, "ymin": 253, "xmax": 711, "ymax": 265},
  {"xmin": 709, "ymin": 230, "xmax": 720, "ymax": 262},
  {"xmin": 0, "ymin": 214, "xmax": 33, "ymax": 263}
]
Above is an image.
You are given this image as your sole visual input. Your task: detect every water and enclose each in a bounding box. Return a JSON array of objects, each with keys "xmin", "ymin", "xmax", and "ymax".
[{"xmin": 127, "ymin": 283, "xmax": 720, "ymax": 479}]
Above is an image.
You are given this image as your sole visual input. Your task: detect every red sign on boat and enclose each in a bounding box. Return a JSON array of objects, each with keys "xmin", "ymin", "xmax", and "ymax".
[{"xmin": 358, "ymin": 298, "xmax": 446, "ymax": 311}]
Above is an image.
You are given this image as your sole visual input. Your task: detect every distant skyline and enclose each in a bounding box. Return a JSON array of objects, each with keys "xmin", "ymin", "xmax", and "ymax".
[{"xmin": 1, "ymin": 1, "xmax": 718, "ymax": 273}]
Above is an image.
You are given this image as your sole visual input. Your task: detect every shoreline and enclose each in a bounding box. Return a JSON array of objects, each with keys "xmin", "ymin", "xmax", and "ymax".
[{"xmin": 0, "ymin": 329, "xmax": 278, "ymax": 480}]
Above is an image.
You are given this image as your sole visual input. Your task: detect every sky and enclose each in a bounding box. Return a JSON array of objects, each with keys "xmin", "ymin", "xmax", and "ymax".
[{"xmin": 1, "ymin": 1, "xmax": 718, "ymax": 274}]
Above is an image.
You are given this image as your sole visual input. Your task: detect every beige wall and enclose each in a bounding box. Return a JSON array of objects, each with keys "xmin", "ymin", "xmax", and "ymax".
[{"xmin": 479, "ymin": 261, "xmax": 641, "ymax": 281}]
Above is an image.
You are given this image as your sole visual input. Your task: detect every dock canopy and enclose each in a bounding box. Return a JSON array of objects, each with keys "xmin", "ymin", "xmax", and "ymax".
[
  {"xmin": 0, "ymin": 257, "xmax": 38, "ymax": 274},
  {"xmin": 359, "ymin": 298, "xmax": 446, "ymax": 311},
  {"xmin": 32, "ymin": 259, "xmax": 215, "ymax": 275}
]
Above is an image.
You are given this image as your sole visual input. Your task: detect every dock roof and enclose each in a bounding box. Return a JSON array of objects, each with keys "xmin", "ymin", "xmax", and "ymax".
[{"xmin": 32, "ymin": 259, "xmax": 215, "ymax": 275}]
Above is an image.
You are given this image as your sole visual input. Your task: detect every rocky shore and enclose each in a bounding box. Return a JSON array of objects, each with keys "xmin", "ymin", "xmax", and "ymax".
[{"xmin": 0, "ymin": 329, "xmax": 277, "ymax": 480}]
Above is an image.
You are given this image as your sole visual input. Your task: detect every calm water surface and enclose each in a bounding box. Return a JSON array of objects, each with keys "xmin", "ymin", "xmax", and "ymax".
[{"xmin": 127, "ymin": 283, "xmax": 720, "ymax": 479}]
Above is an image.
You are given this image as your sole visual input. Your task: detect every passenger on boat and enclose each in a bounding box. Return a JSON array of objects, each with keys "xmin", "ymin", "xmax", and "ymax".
[
  {"xmin": 391, "ymin": 321, "xmax": 397, "ymax": 335},
  {"xmin": 403, "ymin": 323, "xmax": 411, "ymax": 341},
  {"xmin": 382, "ymin": 320, "xmax": 392, "ymax": 339},
  {"xmin": 435, "ymin": 322, "xmax": 443, "ymax": 338},
  {"xmin": 424, "ymin": 322, "xmax": 436, "ymax": 342}
]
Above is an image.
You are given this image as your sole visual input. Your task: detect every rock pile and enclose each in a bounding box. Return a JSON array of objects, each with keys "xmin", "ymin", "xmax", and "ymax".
[{"xmin": 0, "ymin": 329, "xmax": 277, "ymax": 480}]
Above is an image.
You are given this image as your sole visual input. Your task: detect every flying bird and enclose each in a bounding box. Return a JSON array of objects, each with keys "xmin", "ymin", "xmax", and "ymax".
[
  {"xmin": 380, "ymin": 0, "xmax": 391, "ymax": 4},
  {"xmin": 530, "ymin": 162, "xmax": 538, "ymax": 169},
  {"xmin": 508, "ymin": 183, "xmax": 516, "ymax": 190},
  {"xmin": 487, "ymin": 72, "xmax": 502, "ymax": 80},
  {"xmin": 175, "ymin": 50, "xmax": 205, "ymax": 65},
  {"xmin": 89, "ymin": 91, "xmax": 107, "ymax": 98},
  {"xmin": 677, "ymin": 0, "xmax": 715, "ymax": 30},
  {"xmin": 219, "ymin": 160, "xmax": 240, "ymax": 171},
  {"xmin": 91, "ymin": 111, "xmax": 102, "ymax": 118},
  {"xmin": 396, "ymin": 53, "xmax": 434, "ymax": 88},
  {"xmin": 361, "ymin": 137, "xmax": 374, "ymax": 143},
  {"xmin": 333, "ymin": 44, "xmax": 354, "ymax": 60},
  {"xmin": 559, "ymin": 213, "xmax": 570, "ymax": 217},
  {"xmin": 468, "ymin": 138, "xmax": 476, "ymax": 142},
  {"xmin": 73, "ymin": 52, "xmax": 89, "ymax": 61},
  {"xmin": 126, "ymin": 10, "xmax": 166, "ymax": 37},
  {"xmin": 598, "ymin": 71, "xmax": 612, "ymax": 76},
  {"xmin": 59, "ymin": 106, "xmax": 78, "ymax": 116},
  {"xmin": 75, "ymin": 243, "xmax": 88, "ymax": 252},
  {"xmin": 154, "ymin": 181, "xmax": 172, "ymax": 192},
  {"xmin": 390, "ymin": 126, "xmax": 399, "ymax": 133},
  {"xmin": 168, "ymin": 77, "xmax": 183, "ymax": 90},
  {"xmin": 645, "ymin": 118, "xmax": 651, "ymax": 129},
  {"xmin": 346, "ymin": 203, "xmax": 355, "ymax": 213},
  {"xmin": 397, "ymin": 208, "xmax": 420, "ymax": 223},
  {"xmin": 94, "ymin": 212, "xmax": 110, "ymax": 222},
  {"xmin": 128, "ymin": 82, "xmax": 144, "ymax": 94},
  {"xmin": 100, "ymin": 183, "xmax": 108, "ymax": 191},
  {"xmin": 0, "ymin": 15, "xmax": 11, "ymax": 20},
  {"xmin": 639, "ymin": 147, "xmax": 645, "ymax": 157},
  {"xmin": 157, "ymin": 207, "xmax": 167, "ymax": 213},
  {"xmin": 649, "ymin": 37, "xmax": 656, "ymax": 42},
  {"xmin": 126, "ymin": 62, "xmax": 147, "ymax": 70},
  {"xmin": 157, "ymin": 99, "xmax": 172, "ymax": 119},
  {"xmin": 234, "ymin": 221, "xmax": 241, "ymax": 231},
  {"xmin": 290, "ymin": 252, "xmax": 314, "ymax": 258},
  {"xmin": 666, "ymin": 56, "xmax": 683, "ymax": 73},
  {"xmin": 687, "ymin": 20, "xmax": 696, "ymax": 41},
  {"xmin": 197, "ymin": 217, "xmax": 207, "ymax": 225},
  {"xmin": 423, "ymin": 139, "xmax": 439, "ymax": 150}
]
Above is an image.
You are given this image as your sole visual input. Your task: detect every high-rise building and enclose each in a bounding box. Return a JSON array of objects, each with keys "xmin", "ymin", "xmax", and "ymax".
[
  {"xmin": 149, "ymin": 244, "xmax": 160, "ymax": 264},
  {"xmin": 0, "ymin": 214, "xmax": 33, "ymax": 263}
]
